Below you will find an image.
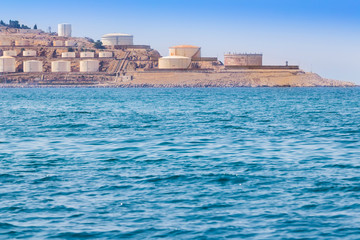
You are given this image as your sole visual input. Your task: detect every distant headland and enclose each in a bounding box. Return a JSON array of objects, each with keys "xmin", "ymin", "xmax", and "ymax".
[{"xmin": 0, "ymin": 20, "xmax": 355, "ymax": 87}]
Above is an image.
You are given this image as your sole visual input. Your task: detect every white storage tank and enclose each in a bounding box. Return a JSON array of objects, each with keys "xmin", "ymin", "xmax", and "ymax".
[
  {"xmin": 23, "ymin": 60, "xmax": 43, "ymax": 72},
  {"xmin": 58, "ymin": 23, "xmax": 72, "ymax": 37},
  {"xmin": 23, "ymin": 50, "xmax": 37, "ymax": 57},
  {"xmin": 15, "ymin": 40, "xmax": 30, "ymax": 46},
  {"xmin": 80, "ymin": 60, "xmax": 99, "ymax": 72},
  {"xmin": 3, "ymin": 50, "xmax": 17, "ymax": 57},
  {"xmin": 169, "ymin": 45, "xmax": 201, "ymax": 60},
  {"xmin": 158, "ymin": 56, "xmax": 191, "ymax": 69},
  {"xmin": 98, "ymin": 52, "xmax": 113, "ymax": 58},
  {"xmin": 65, "ymin": 40, "xmax": 76, "ymax": 47},
  {"xmin": 53, "ymin": 40, "xmax": 64, "ymax": 47},
  {"xmin": 0, "ymin": 40, "xmax": 12, "ymax": 46},
  {"xmin": 80, "ymin": 52, "xmax": 95, "ymax": 58},
  {"xmin": 62, "ymin": 52, "xmax": 76, "ymax": 58},
  {"xmin": 101, "ymin": 33, "xmax": 133, "ymax": 46},
  {"xmin": 0, "ymin": 56, "xmax": 16, "ymax": 72},
  {"xmin": 51, "ymin": 61, "xmax": 71, "ymax": 72}
]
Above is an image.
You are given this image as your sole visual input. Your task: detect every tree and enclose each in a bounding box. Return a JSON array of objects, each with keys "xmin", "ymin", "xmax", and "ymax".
[
  {"xmin": 21, "ymin": 24, "xmax": 30, "ymax": 29},
  {"xmin": 33, "ymin": 24, "xmax": 37, "ymax": 30},
  {"xmin": 94, "ymin": 40, "xmax": 105, "ymax": 49},
  {"xmin": 0, "ymin": 20, "xmax": 5, "ymax": 26},
  {"xmin": 85, "ymin": 37, "xmax": 94, "ymax": 43},
  {"xmin": 9, "ymin": 20, "xmax": 20, "ymax": 28}
]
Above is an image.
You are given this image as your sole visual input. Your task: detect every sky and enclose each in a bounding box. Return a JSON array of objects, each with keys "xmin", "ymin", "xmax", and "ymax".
[{"xmin": 1, "ymin": 0, "xmax": 359, "ymax": 83}]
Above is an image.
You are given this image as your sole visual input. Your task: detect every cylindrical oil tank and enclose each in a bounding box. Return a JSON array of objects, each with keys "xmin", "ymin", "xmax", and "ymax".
[
  {"xmin": 0, "ymin": 56, "xmax": 16, "ymax": 72},
  {"xmin": 3, "ymin": 50, "xmax": 17, "ymax": 57},
  {"xmin": 158, "ymin": 56, "xmax": 191, "ymax": 69},
  {"xmin": 80, "ymin": 60, "xmax": 99, "ymax": 72},
  {"xmin": 0, "ymin": 40, "xmax": 12, "ymax": 46},
  {"xmin": 101, "ymin": 33, "xmax": 133, "ymax": 46},
  {"xmin": 53, "ymin": 40, "xmax": 64, "ymax": 47},
  {"xmin": 58, "ymin": 23, "xmax": 72, "ymax": 37},
  {"xmin": 23, "ymin": 60, "xmax": 43, "ymax": 72},
  {"xmin": 224, "ymin": 54, "xmax": 263, "ymax": 67},
  {"xmin": 98, "ymin": 52, "xmax": 113, "ymax": 58},
  {"xmin": 62, "ymin": 52, "xmax": 76, "ymax": 58},
  {"xmin": 65, "ymin": 40, "xmax": 76, "ymax": 47},
  {"xmin": 23, "ymin": 50, "xmax": 37, "ymax": 57},
  {"xmin": 15, "ymin": 40, "xmax": 30, "ymax": 46},
  {"xmin": 51, "ymin": 61, "xmax": 71, "ymax": 72},
  {"xmin": 169, "ymin": 45, "xmax": 201, "ymax": 59},
  {"xmin": 80, "ymin": 52, "xmax": 95, "ymax": 58}
]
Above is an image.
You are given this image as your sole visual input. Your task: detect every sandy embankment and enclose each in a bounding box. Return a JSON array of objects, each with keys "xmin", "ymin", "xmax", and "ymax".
[
  {"xmin": 0, "ymin": 69, "xmax": 355, "ymax": 88},
  {"xmin": 118, "ymin": 70, "xmax": 355, "ymax": 87}
]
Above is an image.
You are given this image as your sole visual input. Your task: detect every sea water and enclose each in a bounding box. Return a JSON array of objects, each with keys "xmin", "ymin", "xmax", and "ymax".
[{"xmin": 1, "ymin": 88, "xmax": 360, "ymax": 239}]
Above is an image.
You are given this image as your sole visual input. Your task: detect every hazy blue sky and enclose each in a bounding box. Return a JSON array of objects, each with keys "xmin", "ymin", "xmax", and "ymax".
[{"xmin": 1, "ymin": 0, "xmax": 359, "ymax": 83}]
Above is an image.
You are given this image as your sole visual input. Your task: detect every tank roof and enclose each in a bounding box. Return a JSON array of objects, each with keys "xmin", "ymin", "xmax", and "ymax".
[
  {"xmin": 102, "ymin": 33, "xmax": 133, "ymax": 37},
  {"xmin": 0, "ymin": 56, "xmax": 15, "ymax": 59},
  {"xmin": 170, "ymin": 45, "xmax": 200, "ymax": 49}
]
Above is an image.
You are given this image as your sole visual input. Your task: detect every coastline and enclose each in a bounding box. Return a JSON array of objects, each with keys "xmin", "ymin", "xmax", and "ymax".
[{"xmin": 0, "ymin": 69, "xmax": 356, "ymax": 88}]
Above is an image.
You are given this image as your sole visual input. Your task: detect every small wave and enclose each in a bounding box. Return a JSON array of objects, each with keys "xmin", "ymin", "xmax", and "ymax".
[
  {"xmin": 212, "ymin": 175, "xmax": 247, "ymax": 185},
  {"xmin": 144, "ymin": 174, "xmax": 192, "ymax": 183},
  {"xmin": 98, "ymin": 185, "xmax": 132, "ymax": 191},
  {"xmin": 33, "ymin": 175, "xmax": 60, "ymax": 183},
  {"xmin": 0, "ymin": 173, "xmax": 16, "ymax": 179},
  {"xmin": 44, "ymin": 123, "xmax": 89, "ymax": 129},
  {"xmin": 0, "ymin": 222, "xmax": 17, "ymax": 229},
  {"xmin": 111, "ymin": 146, "xmax": 140, "ymax": 152},
  {"xmin": 306, "ymin": 184, "xmax": 360, "ymax": 193},
  {"xmin": 198, "ymin": 203, "xmax": 233, "ymax": 210},
  {"xmin": 157, "ymin": 141, "xmax": 177, "ymax": 146},
  {"xmin": 109, "ymin": 124, "xmax": 131, "ymax": 129},
  {"xmin": 50, "ymin": 231, "xmax": 103, "ymax": 239},
  {"xmin": 72, "ymin": 111, "xmax": 92, "ymax": 114},
  {"xmin": 323, "ymin": 164, "xmax": 360, "ymax": 169}
]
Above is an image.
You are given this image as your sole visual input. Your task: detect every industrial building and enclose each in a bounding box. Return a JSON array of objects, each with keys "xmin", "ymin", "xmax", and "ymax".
[
  {"xmin": 169, "ymin": 45, "xmax": 201, "ymax": 60},
  {"xmin": 0, "ymin": 40, "xmax": 11, "ymax": 46},
  {"xmin": 3, "ymin": 50, "xmax": 17, "ymax": 57},
  {"xmin": 51, "ymin": 61, "xmax": 71, "ymax": 72},
  {"xmin": 158, "ymin": 56, "xmax": 191, "ymax": 69},
  {"xmin": 80, "ymin": 52, "xmax": 95, "ymax": 58},
  {"xmin": 62, "ymin": 52, "xmax": 76, "ymax": 58},
  {"xmin": 58, "ymin": 23, "xmax": 72, "ymax": 37},
  {"xmin": 65, "ymin": 40, "xmax": 76, "ymax": 47},
  {"xmin": 101, "ymin": 33, "xmax": 133, "ymax": 46},
  {"xmin": 23, "ymin": 60, "xmax": 43, "ymax": 72},
  {"xmin": 18, "ymin": 29, "xmax": 42, "ymax": 34},
  {"xmin": 0, "ymin": 56, "xmax": 16, "ymax": 72},
  {"xmin": 15, "ymin": 40, "xmax": 30, "ymax": 46},
  {"xmin": 224, "ymin": 53, "xmax": 263, "ymax": 67},
  {"xmin": 53, "ymin": 40, "xmax": 64, "ymax": 47},
  {"xmin": 80, "ymin": 60, "xmax": 99, "ymax": 72},
  {"xmin": 99, "ymin": 52, "xmax": 113, "ymax": 58},
  {"xmin": 23, "ymin": 50, "xmax": 36, "ymax": 57}
]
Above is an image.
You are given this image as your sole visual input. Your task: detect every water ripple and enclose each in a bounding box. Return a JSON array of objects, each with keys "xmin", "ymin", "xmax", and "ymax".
[{"xmin": 0, "ymin": 88, "xmax": 360, "ymax": 239}]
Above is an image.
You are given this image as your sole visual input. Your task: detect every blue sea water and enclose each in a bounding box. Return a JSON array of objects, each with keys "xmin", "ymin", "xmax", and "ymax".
[{"xmin": 0, "ymin": 87, "xmax": 360, "ymax": 239}]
